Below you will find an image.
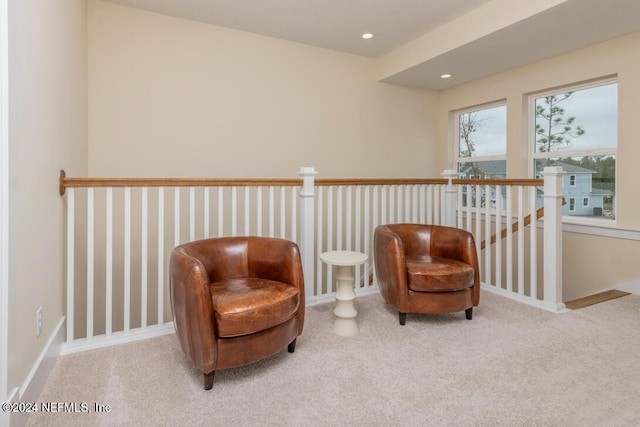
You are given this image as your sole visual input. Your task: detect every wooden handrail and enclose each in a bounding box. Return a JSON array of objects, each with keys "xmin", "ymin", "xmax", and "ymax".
[
  {"xmin": 59, "ymin": 170, "xmax": 301, "ymax": 195},
  {"xmin": 60, "ymin": 169, "xmax": 545, "ymax": 196},
  {"xmin": 453, "ymin": 178, "xmax": 543, "ymax": 186},
  {"xmin": 315, "ymin": 178, "xmax": 447, "ymax": 186}
]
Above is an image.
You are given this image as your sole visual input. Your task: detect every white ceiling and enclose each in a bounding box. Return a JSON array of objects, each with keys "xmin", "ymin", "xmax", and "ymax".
[{"xmin": 103, "ymin": 0, "xmax": 640, "ymax": 90}]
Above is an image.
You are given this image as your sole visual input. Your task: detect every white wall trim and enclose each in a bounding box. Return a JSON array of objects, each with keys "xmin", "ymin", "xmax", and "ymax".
[
  {"xmin": 0, "ymin": 0, "xmax": 10, "ymax": 419},
  {"xmin": 562, "ymin": 221, "xmax": 640, "ymax": 241}
]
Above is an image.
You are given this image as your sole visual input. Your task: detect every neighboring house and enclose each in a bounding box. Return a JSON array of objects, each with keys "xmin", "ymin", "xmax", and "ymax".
[
  {"xmin": 459, "ymin": 160, "xmax": 614, "ymax": 217},
  {"xmin": 535, "ymin": 161, "xmax": 614, "ymax": 217}
]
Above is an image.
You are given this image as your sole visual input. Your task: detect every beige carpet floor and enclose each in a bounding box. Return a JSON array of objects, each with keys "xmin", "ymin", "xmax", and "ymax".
[{"xmin": 27, "ymin": 291, "xmax": 640, "ymax": 426}]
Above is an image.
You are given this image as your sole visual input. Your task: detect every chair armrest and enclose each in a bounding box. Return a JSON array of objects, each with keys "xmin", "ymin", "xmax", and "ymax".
[
  {"xmin": 373, "ymin": 226, "xmax": 410, "ymax": 311},
  {"xmin": 170, "ymin": 247, "xmax": 217, "ymax": 374}
]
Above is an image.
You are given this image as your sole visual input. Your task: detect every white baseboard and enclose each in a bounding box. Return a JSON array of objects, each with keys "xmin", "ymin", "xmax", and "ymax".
[
  {"xmin": 61, "ymin": 323, "xmax": 176, "ymax": 355},
  {"xmin": 481, "ymin": 283, "xmax": 569, "ymax": 313},
  {"xmin": 12, "ymin": 316, "xmax": 65, "ymax": 426},
  {"xmin": 616, "ymin": 279, "xmax": 640, "ymax": 295}
]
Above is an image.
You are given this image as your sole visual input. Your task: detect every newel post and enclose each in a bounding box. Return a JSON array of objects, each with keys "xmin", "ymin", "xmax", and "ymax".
[
  {"xmin": 542, "ymin": 166, "xmax": 566, "ymax": 312},
  {"xmin": 298, "ymin": 167, "xmax": 317, "ymax": 300},
  {"xmin": 441, "ymin": 169, "xmax": 458, "ymax": 227}
]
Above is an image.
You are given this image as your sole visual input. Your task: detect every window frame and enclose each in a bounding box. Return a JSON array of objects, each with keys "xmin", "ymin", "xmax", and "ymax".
[
  {"xmin": 528, "ymin": 78, "xmax": 618, "ymax": 222},
  {"xmin": 453, "ymin": 100, "xmax": 507, "ymax": 180}
]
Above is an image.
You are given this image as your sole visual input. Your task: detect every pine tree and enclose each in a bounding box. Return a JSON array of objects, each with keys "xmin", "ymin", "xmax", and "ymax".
[{"xmin": 535, "ymin": 93, "xmax": 585, "ymax": 153}]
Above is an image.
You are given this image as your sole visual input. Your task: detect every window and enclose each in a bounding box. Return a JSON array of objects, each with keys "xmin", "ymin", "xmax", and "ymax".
[
  {"xmin": 455, "ymin": 103, "xmax": 507, "ymax": 180},
  {"xmin": 532, "ymin": 80, "xmax": 617, "ymax": 220}
]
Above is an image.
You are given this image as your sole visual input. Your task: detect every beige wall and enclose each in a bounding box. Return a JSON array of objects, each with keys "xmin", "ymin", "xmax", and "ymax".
[
  {"xmin": 87, "ymin": 0, "xmax": 438, "ymax": 179},
  {"xmin": 563, "ymin": 232, "xmax": 640, "ymax": 301},
  {"xmin": 436, "ymin": 32, "xmax": 640, "ymax": 300},
  {"xmin": 10, "ymin": 0, "xmax": 87, "ymax": 390}
]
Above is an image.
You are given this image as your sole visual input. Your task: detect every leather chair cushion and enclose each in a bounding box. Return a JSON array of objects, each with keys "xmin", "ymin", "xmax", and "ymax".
[
  {"xmin": 210, "ymin": 278, "xmax": 300, "ymax": 338},
  {"xmin": 406, "ymin": 255, "xmax": 475, "ymax": 292}
]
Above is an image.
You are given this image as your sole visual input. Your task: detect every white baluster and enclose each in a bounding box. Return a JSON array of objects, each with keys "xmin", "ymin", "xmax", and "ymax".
[
  {"xmin": 256, "ymin": 187, "xmax": 262, "ymax": 236},
  {"xmin": 290, "ymin": 186, "xmax": 297, "ymax": 241},
  {"xmin": 518, "ymin": 186, "xmax": 524, "ymax": 296},
  {"xmin": 530, "ymin": 186, "xmax": 538, "ymax": 300},
  {"xmin": 106, "ymin": 188, "xmax": 112, "ymax": 336},
  {"xmin": 475, "ymin": 185, "xmax": 481, "ymax": 255},
  {"xmin": 190, "ymin": 187, "xmax": 195, "ymax": 241},
  {"xmin": 465, "ymin": 184, "xmax": 472, "ymax": 232},
  {"xmin": 268, "ymin": 186, "xmax": 275, "ymax": 237},
  {"xmin": 124, "ymin": 187, "xmax": 131, "ymax": 333},
  {"xmin": 217, "ymin": 187, "xmax": 224, "ymax": 237},
  {"xmin": 456, "ymin": 185, "xmax": 463, "ymax": 228},
  {"xmin": 346, "ymin": 186, "xmax": 352, "ymax": 251},
  {"xmin": 204, "ymin": 187, "xmax": 210, "ymax": 238},
  {"xmin": 327, "ymin": 186, "xmax": 334, "ymax": 292},
  {"xmin": 280, "ymin": 186, "xmax": 286, "ymax": 239},
  {"xmin": 316, "ymin": 186, "xmax": 324, "ymax": 297},
  {"xmin": 231, "ymin": 187, "xmax": 237, "ymax": 236},
  {"xmin": 174, "ymin": 187, "xmax": 180, "ymax": 246},
  {"xmin": 363, "ymin": 185, "xmax": 370, "ymax": 289},
  {"xmin": 141, "ymin": 187, "xmax": 148, "ymax": 329},
  {"xmin": 244, "ymin": 186, "xmax": 251, "ymax": 236},
  {"xmin": 157, "ymin": 187, "xmax": 164, "ymax": 326},
  {"xmin": 426, "ymin": 185, "xmax": 433, "ymax": 224},
  {"xmin": 337, "ymin": 186, "xmax": 343, "ymax": 250},
  {"xmin": 506, "ymin": 186, "xmax": 513, "ymax": 293},
  {"xmin": 484, "ymin": 184, "xmax": 491, "ymax": 286},
  {"xmin": 495, "ymin": 185, "xmax": 502, "ymax": 290},
  {"xmin": 66, "ymin": 189, "xmax": 75, "ymax": 344},
  {"xmin": 381, "ymin": 186, "xmax": 387, "ymax": 225},
  {"xmin": 87, "ymin": 188, "xmax": 94, "ymax": 341}
]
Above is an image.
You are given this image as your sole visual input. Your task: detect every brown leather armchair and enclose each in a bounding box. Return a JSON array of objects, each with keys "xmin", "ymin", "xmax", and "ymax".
[
  {"xmin": 170, "ymin": 236, "xmax": 305, "ymax": 390},
  {"xmin": 373, "ymin": 224, "xmax": 479, "ymax": 325}
]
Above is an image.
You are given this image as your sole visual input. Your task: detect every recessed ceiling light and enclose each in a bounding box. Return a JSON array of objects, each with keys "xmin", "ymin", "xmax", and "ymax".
[
  {"xmin": 362, "ymin": 33, "xmax": 374, "ymax": 40},
  {"xmin": 440, "ymin": 73, "xmax": 453, "ymax": 79}
]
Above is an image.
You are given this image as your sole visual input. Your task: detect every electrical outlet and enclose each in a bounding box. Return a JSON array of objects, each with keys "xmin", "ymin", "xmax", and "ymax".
[{"xmin": 36, "ymin": 307, "xmax": 43, "ymax": 337}]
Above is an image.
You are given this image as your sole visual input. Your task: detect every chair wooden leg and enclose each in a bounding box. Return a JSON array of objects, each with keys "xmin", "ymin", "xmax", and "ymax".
[
  {"xmin": 465, "ymin": 307, "xmax": 473, "ymax": 320},
  {"xmin": 287, "ymin": 338, "xmax": 297, "ymax": 353},
  {"xmin": 204, "ymin": 371, "xmax": 215, "ymax": 390},
  {"xmin": 399, "ymin": 312, "xmax": 406, "ymax": 325}
]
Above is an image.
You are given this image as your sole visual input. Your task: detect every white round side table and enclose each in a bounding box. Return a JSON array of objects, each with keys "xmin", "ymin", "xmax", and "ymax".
[{"xmin": 320, "ymin": 250, "xmax": 368, "ymax": 337}]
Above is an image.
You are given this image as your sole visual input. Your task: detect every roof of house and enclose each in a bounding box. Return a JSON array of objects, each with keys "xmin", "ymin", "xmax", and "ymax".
[
  {"xmin": 548, "ymin": 161, "xmax": 596, "ymax": 174},
  {"xmin": 458, "ymin": 160, "xmax": 506, "ymax": 177}
]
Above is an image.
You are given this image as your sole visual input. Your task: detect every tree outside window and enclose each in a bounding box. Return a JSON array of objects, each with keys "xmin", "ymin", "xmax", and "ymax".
[
  {"xmin": 455, "ymin": 103, "xmax": 507, "ymax": 208},
  {"xmin": 455, "ymin": 104, "xmax": 507, "ymax": 179}
]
